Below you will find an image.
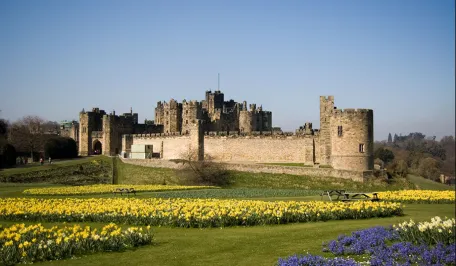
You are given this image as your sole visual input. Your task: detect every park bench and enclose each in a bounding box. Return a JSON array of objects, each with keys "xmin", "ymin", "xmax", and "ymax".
[
  {"xmin": 113, "ymin": 188, "xmax": 137, "ymax": 196},
  {"xmin": 320, "ymin": 190, "xmax": 346, "ymax": 201},
  {"xmin": 341, "ymin": 192, "xmax": 379, "ymax": 202}
]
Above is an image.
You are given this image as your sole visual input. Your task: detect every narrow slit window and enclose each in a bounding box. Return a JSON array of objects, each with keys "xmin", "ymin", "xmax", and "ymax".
[
  {"xmin": 359, "ymin": 144, "xmax": 364, "ymax": 153},
  {"xmin": 338, "ymin": 126, "xmax": 343, "ymax": 137}
]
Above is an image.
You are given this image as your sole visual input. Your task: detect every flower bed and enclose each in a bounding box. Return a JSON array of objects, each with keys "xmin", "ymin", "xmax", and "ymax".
[
  {"xmin": 278, "ymin": 216, "xmax": 455, "ymax": 265},
  {"xmin": 0, "ymin": 223, "xmax": 153, "ymax": 265},
  {"xmin": 377, "ymin": 190, "xmax": 455, "ymax": 203},
  {"xmin": 23, "ymin": 184, "xmax": 219, "ymax": 195},
  {"xmin": 0, "ymin": 198, "xmax": 403, "ymax": 228}
]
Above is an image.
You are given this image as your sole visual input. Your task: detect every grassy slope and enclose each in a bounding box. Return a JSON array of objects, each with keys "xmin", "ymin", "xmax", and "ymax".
[
  {"xmin": 117, "ymin": 159, "xmax": 415, "ymax": 192},
  {"xmin": 116, "ymin": 158, "xmax": 177, "ymax": 185},
  {"xmin": 407, "ymin": 174, "xmax": 454, "ymax": 190},
  {"xmin": 0, "ymin": 157, "xmax": 100, "ymax": 176},
  {"xmin": 0, "ymin": 204, "xmax": 453, "ymax": 266}
]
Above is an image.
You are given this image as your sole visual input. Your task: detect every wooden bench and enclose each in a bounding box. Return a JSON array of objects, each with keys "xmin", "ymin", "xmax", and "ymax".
[
  {"xmin": 113, "ymin": 188, "xmax": 137, "ymax": 196},
  {"xmin": 320, "ymin": 190, "xmax": 346, "ymax": 201},
  {"xmin": 341, "ymin": 192, "xmax": 379, "ymax": 202}
]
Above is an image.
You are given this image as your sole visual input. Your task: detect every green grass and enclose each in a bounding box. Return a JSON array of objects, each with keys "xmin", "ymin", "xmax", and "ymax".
[
  {"xmin": 116, "ymin": 158, "xmax": 177, "ymax": 185},
  {"xmin": 0, "ymin": 157, "xmax": 105, "ymax": 176},
  {"xmin": 260, "ymin": 163, "xmax": 313, "ymax": 167},
  {"xmin": 407, "ymin": 174, "xmax": 454, "ymax": 190},
  {"xmin": 115, "ymin": 159, "xmax": 415, "ymax": 192},
  {"xmin": 227, "ymin": 171, "xmax": 415, "ymax": 191},
  {"xmin": 0, "ymin": 204, "xmax": 453, "ymax": 266},
  {"xmin": 146, "ymin": 188, "xmax": 321, "ymax": 199}
]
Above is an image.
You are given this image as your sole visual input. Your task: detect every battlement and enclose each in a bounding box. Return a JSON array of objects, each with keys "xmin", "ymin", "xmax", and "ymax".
[
  {"xmin": 127, "ymin": 132, "xmax": 191, "ymax": 139},
  {"xmin": 333, "ymin": 108, "xmax": 373, "ymax": 116},
  {"xmin": 320, "ymin": 96, "xmax": 335, "ymax": 101},
  {"xmin": 204, "ymin": 132, "xmax": 315, "ymax": 139},
  {"xmin": 163, "ymin": 99, "xmax": 181, "ymax": 109},
  {"xmin": 182, "ymin": 100, "xmax": 201, "ymax": 107}
]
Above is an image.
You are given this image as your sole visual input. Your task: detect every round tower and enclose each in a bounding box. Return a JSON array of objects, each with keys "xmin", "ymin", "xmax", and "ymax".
[
  {"xmin": 239, "ymin": 110, "xmax": 253, "ymax": 133},
  {"xmin": 330, "ymin": 108, "xmax": 374, "ymax": 171}
]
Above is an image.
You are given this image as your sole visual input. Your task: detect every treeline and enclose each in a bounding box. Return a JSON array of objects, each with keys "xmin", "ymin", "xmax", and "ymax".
[
  {"xmin": 375, "ymin": 132, "xmax": 455, "ymax": 183},
  {"xmin": 0, "ymin": 116, "xmax": 77, "ymax": 168}
]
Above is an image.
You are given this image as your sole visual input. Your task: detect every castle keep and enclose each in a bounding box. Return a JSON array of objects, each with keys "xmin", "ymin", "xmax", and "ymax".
[
  {"xmin": 154, "ymin": 90, "xmax": 272, "ymax": 134},
  {"xmin": 78, "ymin": 92, "xmax": 374, "ymax": 174}
]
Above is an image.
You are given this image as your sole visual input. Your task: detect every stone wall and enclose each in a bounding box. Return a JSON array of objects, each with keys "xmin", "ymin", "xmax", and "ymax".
[
  {"xmin": 204, "ymin": 135, "xmax": 315, "ymax": 163},
  {"xmin": 132, "ymin": 135, "xmax": 191, "ymax": 160}
]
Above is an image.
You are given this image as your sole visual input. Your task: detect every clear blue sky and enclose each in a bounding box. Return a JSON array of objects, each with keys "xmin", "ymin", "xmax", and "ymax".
[{"xmin": 0, "ymin": 0, "xmax": 454, "ymax": 141}]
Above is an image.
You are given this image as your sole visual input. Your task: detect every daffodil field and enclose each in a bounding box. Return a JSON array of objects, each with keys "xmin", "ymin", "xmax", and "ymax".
[
  {"xmin": 0, "ymin": 223, "xmax": 153, "ymax": 265},
  {"xmin": 23, "ymin": 184, "xmax": 219, "ymax": 195},
  {"xmin": 377, "ymin": 190, "xmax": 455, "ymax": 203},
  {"xmin": 0, "ymin": 198, "xmax": 403, "ymax": 228}
]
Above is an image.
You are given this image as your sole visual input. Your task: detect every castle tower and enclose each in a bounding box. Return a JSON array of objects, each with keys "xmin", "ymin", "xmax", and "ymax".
[
  {"xmin": 319, "ymin": 96, "xmax": 334, "ymax": 165},
  {"xmin": 190, "ymin": 119, "xmax": 204, "ymax": 161},
  {"xmin": 163, "ymin": 99, "xmax": 182, "ymax": 133},
  {"xmin": 330, "ymin": 108, "xmax": 374, "ymax": 171},
  {"xmin": 154, "ymin": 101, "xmax": 164, "ymax": 125},
  {"xmin": 182, "ymin": 100, "xmax": 202, "ymax": 134},
  {"xmin": 205, "ymin": 90, "xmax": 224, "ymax": 114},
  {"xmin": 239, "ymin": 101, "xmax": 253, "ymax": 133},
  {"xmin": 79, "ymin": 111, "xmax": 90, "ymax": 156},
  {"xmin": 102, "ymin": 114, "xmax": 114, "ymax": 156},
  {"xmin": 78, "ymin": 108, "xmax": 105, "ymax": 156}
]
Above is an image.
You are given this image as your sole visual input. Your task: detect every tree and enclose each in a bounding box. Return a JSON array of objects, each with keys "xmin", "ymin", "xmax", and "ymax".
[
  {"xmin": 8, "ymin": 116, "xmax": 49, "ymax": 160},
  {"xmin": 393, "ymin": 133, "xmax": 398, "ymax": 143},
  {"xmin": 374, "ymin": 147, "xmax": 395, "ymax": 164},
  {"xmin": 387, "ymin": 133, "xmax": 392, "ymax": 143},
  {"xmin": 0, "ymin": 119, "xmax": 7, "ymax": 137},
  {"xmin": 174, "ymin": 148, "xmax": 230, "ymax": 186},
  {"xmin": 44, "ymin": 137, "xmax": 78, "ymax": 159},
  {"xmin": 0, "ymin": 143, "xmax": 16, "ymax": 167},
  {"xmin": 418, "ymin": 157, "xmax": 441, "ymax": 181}
]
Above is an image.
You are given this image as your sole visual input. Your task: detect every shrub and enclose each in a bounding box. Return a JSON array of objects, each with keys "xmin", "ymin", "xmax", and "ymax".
[
  {"xmin": 174, "ymin": 149, "xmax": 231, "ymax": 186},
  {"xmin": 0, "ymin": 143, "xmax": 16, "ymax": 167},
  {"xmin": 44, "ymin": 136, "xmax": 78, "ymax": 159}
]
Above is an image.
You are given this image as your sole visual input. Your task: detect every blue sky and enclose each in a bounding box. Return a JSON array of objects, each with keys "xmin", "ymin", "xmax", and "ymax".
[{"xmin": 0, "ymin": 0, "xmax": 454, "ymax": 141}]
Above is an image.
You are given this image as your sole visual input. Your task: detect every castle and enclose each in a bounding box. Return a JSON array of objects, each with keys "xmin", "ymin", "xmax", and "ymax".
[
  {"xmin": 154, "ymin": 90, "xmax": 272, "ymax": 134},
  {"xmin": 76, "ymin": 92, "xmax": 374, "ymax": 173}
]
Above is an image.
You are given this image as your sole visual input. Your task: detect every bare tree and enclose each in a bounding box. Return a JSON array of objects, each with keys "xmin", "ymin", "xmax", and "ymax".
[
  {"xmin": 173, "ymin": 148, "xmax": 230, "ymax": 186},
  {"xmin": 8, "ymin": 116, "xmax": 48, "ymax": 160}
]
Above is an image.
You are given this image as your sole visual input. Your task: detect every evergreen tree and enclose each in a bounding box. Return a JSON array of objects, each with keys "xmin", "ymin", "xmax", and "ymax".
[
  {"xmin": 388, "ymin": 133, "xmax": 392, "ymax": 143},
  {"xmin": 393, "ymin": 133, "xmax": 398, "ymax": 143}
]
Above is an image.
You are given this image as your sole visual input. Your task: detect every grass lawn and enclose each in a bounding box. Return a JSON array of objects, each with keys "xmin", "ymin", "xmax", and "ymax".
[
  {"xmin": 0, "ymin": 204, "xmax": 453, "ymax": 266},
  {"xmin": 407, "ymin": 174, "xmax": 454, "ymax": 190},
  {"xmin": 116, "ymin": 158, "xmax": 416, "ymax": 192},
  {"xmin": 260, "ymin": 163, "xmax": 313, "ymax": 167},
  {"xmin": 1, "ymin": 159, "xmax": 454, "ymax": 265},
  {"xmin": 0, "ymin": 156, "xmax": 107, "ymax": 176}
]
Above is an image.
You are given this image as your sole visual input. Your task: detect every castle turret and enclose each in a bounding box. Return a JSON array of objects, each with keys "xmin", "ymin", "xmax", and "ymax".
[
  {"xmin": 162, "ymin": 99, "xmax": 182, "ymax": 133},
  {"xmin": 330, "ymin": 108, "xmax": 374, "ymax": 171},
  {"xmin": 182, "ymin": 100, "xmax": 202, "ymax": 134}
]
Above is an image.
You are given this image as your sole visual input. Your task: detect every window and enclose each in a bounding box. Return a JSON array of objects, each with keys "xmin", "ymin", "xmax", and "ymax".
[
  {"xmin": 186, "ymin": 110, "xmax": 188, "ymax": 114},
  {"xmin": 359, "ymin": 144, "xmax": 364, "ymax": 153},
  {"xmin": 166, "ymin": 121, "xmax": 169, "ymax": 125},
  {"xmin": 186, "ymin": 120, "xmax": 188, "ymax": 124},
  {"xmin": 338, "ymin": 126, "xmax": 343, "ymax": 137}
]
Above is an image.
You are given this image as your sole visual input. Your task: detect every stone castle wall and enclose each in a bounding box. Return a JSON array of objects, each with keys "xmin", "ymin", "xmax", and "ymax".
[
  {"xmin": 204, "ymin": 135, "xmax": 315, "ymax": 163},
  {"xmin": 132, "ymin": 135, "xmax": 191, "ymax": 160}
]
